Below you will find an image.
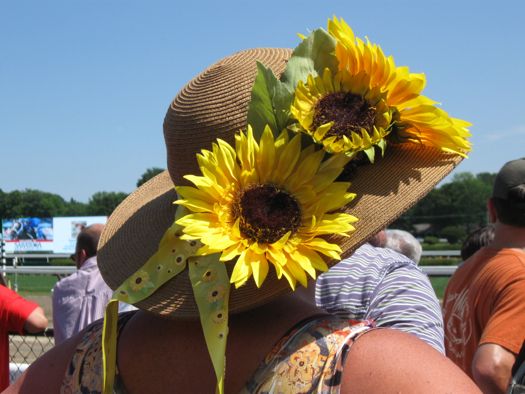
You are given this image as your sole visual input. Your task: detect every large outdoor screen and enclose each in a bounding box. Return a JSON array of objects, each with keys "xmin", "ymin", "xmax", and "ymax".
[{"xmin": 1, "ymin": 216, "xmax": 107, "ymax": 254}]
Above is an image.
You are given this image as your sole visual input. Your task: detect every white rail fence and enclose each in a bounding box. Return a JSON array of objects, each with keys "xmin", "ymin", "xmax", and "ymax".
[
  {"xmin": 2, "ymin": 264, "xmax": 458, "ymax": 276},
  {"xmin": 1, "ymin": 250, "xmax": 461, "ymax": 279}
]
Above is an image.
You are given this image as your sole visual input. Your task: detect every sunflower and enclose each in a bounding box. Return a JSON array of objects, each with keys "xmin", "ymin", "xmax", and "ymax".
[
  {"xmin": 175, "ymin": 125, "xmax": 357, "ymax": 290},
  {"xmin": 290, "ymin": 17, "xmax": 471, "ymax": 159},
  {"xmin": 291, "ymin": 67, "xmax": 392, "ymax": 161}
]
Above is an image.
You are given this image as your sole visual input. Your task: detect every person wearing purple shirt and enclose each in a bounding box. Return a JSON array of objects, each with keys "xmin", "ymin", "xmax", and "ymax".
[
  {"xmin": 52, "ymin": 224, "xmax": 134, "ymax": 345},
  {"xmin": 315, "ymin": 233, "xmax": 444, "ymax": 354}
]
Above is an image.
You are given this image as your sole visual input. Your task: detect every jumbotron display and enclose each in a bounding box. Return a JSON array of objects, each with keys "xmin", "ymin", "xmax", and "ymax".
[{"xmin": 1, "ymin": 216, "xmax": 107, "ymax": 253}]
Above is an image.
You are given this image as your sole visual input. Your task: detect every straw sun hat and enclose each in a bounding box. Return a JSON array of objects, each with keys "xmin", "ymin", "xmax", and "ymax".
[
  {"xmin": 98, "ymin": 17, "xmax": 472, "ymax": 318},
  {"xmin": 97, "ymin": 16, "xmax": 470, "ymax": 393}
]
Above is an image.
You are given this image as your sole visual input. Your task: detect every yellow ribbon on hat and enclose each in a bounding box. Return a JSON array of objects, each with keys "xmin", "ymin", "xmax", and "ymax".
[{"xmin": 102, "ymin": 205, "xmax": 230, "ymax": 394}]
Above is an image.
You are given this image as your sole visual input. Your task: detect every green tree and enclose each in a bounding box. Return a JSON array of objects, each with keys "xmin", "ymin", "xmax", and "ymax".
[
  {"xmin": 440, "ymin": 225, "xmax": 467, "ymax": 243},
  {"xmin": 437, "ymin": 172, "xmax": 491, "ymax": 231},
  {"xmin": 476, "ymin": 172, "xmax": 497, "ymax": 187},
  {"xmin": 0, "ymin": 189, "xmax": 5, "ymax": 218},
  {"xmin": 1, "ymin": 189, "xmax": 67, "ymax": 218},
  {"xmin": 87, "ymin": 192, "xmax": 128, "ymax": 216},
  {"xmin": 393, "ymin": 171, "xmax": 495, "ymax": 237},
  {"xmin": 136, "ymin": 167, "xmax": 165, "ymax": 187},
  {"xmin": 62, "ymin": 198, "xmax": 89, "ymax": 216}
]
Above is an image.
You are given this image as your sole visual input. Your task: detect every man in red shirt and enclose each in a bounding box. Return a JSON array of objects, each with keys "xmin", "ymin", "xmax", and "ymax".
[{"xmin": 0, "ymin": 285, "xmax": 48, "ymax": 390}]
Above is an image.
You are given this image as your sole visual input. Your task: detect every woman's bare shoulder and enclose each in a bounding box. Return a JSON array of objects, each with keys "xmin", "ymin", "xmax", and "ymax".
[{"xmin": 341, "ymin": 328, "xmax": 481, "ymax": 393}]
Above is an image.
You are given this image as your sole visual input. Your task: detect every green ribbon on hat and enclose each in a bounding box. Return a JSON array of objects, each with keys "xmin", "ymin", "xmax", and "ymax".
[
  {"xmin": 102, "ymin": 205, "xmax": 230, "ymax": 394},
  {"xmin": 188, "ymin": 253, "xmax": 229, "ymax": 394}
]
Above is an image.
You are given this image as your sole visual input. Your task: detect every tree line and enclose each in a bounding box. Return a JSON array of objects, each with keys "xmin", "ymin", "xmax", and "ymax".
[
  {"xmin": 392, "ymin": 172, "xmax": 496, "ymax": 242},
  {"xmin": 0, "ymin": 168, "xmax": 164, "ymax": 219},
  {"xmin": 1, "ymin": 168, "xmax": 495, "ymax": 244}
]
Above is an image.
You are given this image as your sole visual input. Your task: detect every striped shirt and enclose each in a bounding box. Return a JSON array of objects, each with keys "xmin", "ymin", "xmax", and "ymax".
[{"xmin": 315, "ymin": 243, "xmax": 445, "ymax": 353}]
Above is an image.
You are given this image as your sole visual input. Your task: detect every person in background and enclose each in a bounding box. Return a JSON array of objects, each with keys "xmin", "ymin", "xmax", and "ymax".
[
  {"xmin": 460, "ymin": 224, "xmax": 495, "ymax": 261},
  {"xmin": 381, "ymin": 229, "xmax": 423, "ymax": 263},
  {"xmin": 52, "ymin": 224, "xmax": 134, "ymax": 345},
  {"xmin": 0, "ymin": 285, "xmax": 47, "ymax": 391},
  {"xmin": 315, "ymin": 229, "xmax": 445, "ymax": 353},
  {"xmin": 443, "ymin": 158, "xmax": 525, "ymax": 393}
]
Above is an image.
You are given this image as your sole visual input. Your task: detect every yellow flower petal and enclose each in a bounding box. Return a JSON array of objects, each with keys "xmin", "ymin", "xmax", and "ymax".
[
  {"xmin": 248, "ymin": 249, "xmax": 269, "ymax": 288},
  {"xmin": 289, "ymin": 16, "xmax": 471, "ymax": 158},
  {"xmin": 230, "ymin": 250, "xmax": 252, "ymax": 288},
  {"xmin": 175, "ymin": 127, "xmax": 357, "ymax": 290}
]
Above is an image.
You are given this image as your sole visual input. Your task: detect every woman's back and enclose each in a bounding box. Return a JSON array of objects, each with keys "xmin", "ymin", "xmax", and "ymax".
[{"xmin": 6, "ymin": 294, "xmax": 480, "ymax": 393}]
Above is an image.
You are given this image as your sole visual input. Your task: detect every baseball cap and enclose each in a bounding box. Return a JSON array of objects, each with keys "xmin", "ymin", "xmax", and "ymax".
[{"xmin": 493, "ymin": 158, "xmax": 525, "ymax": 199}]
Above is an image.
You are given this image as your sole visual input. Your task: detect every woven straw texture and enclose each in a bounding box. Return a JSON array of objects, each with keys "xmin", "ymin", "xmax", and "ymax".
[
  {"xmin": 164, "ymin": 48, "xmax": 292, "ymax": 187},
  {"xmin": 98, "ymin": 48, "xmax": 462, "ymax": 319}
]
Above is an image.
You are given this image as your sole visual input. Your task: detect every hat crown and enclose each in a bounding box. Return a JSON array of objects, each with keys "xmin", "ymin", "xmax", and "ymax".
[{"xmin": 163, "ymin": 48, "xmax": 291, "ymax": 187}]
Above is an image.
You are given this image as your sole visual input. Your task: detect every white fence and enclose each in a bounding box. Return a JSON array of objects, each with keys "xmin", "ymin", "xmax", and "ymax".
[
  {"xmin": 2, "ymin": 265, "xmax": 457, "ymax": 276},
  {"xmin": 1, "ymin": 250, "xmax": 461, "ymax": 278}
]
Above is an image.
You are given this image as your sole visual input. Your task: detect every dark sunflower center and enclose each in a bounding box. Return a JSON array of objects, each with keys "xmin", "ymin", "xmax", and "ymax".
[
  {"xmin": 236, "ymin": 185, "xmax": 301, "ymax": 244},
  {"xmin": 312, "ymin": 92, "xmax": 376, "ymax": 138}
]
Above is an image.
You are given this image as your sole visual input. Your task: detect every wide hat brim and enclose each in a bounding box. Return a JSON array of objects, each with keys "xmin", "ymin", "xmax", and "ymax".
[{"xmin": 98, "ymin": 48, "xmax": 462, "ymax": 319}]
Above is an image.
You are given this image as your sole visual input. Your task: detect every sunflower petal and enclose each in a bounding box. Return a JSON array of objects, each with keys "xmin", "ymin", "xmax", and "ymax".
[
  {"xmin": 230, "ymin": 250, "xmax": 252, "ymax": 288},
  {"xmin": 176, "ymin": 129, "xmax": 356, "ymax": 290}
]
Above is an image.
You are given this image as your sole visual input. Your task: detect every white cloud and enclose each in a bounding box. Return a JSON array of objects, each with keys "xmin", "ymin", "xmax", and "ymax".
[{"xmin": 485, "ymin": 124, "xmax": 525, "ymax": 141}]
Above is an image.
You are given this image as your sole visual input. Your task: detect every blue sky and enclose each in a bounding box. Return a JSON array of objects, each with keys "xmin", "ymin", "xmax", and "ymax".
[{"xmin": 1, "ymin": 0, "xmax": 524, "ymax": 202}]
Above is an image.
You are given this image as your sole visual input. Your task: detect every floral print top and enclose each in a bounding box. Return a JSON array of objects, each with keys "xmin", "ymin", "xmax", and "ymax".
[
  {"xmin": 241, "ymin": 316, "xmax": 375, "ymax": 393},
  {"xmin": 61, "ymin": 312, "xmax": 375, "ymax": 393}
]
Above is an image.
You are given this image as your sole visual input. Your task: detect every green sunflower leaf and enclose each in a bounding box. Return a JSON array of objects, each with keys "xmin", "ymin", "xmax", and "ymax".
[
  {"xmin": 247, "ymin": 62, "xmax": 293, "ymax": 139},
  {"xmin": 377, "ymin": 138, "xmax": 387, "ymax": 156},
  {"xmin": 280, "ymin": 28, "xmax": 338, "ymax": 90},
  {"xmin": 363, "ymin": 146, "xmax": 376, "ymax": 163}
]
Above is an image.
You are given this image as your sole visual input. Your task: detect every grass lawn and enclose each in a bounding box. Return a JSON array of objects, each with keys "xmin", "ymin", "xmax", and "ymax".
[
  {"xmin": 9, "ymin": 272, "xmax": 452, "ymax": 301},
  {"xmin": 6, "ymin": 274, "xmax": 59, "ymax": 294},
  {"xmin": 429, "ymin": 276, "xmax": 450, "ymax": 300}
]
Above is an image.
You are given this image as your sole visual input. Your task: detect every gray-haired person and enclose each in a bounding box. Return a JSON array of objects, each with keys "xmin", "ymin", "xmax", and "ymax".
[{"xmin": 316, "ymin": 229, "xmax": 444, "ymax": 353}]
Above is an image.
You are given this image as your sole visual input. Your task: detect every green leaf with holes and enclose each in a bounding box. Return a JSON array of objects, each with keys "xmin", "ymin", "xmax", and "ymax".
[{"xmin": 280, "ymin": 28, "xmax": 338, "ymax": 91}]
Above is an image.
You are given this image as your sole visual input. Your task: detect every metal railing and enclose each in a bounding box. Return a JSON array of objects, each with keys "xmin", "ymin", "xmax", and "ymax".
[
  {"xmin": 5, "ymin": 253, "xmax": 71, "ymax": 260},
  {"xmin": 2, "ymin": 263, "xmax": 458, "ymax": 279},
  {"xmin": 8, "ymin": 330, "xmax": 54, "ymax": 384},
  {"xmin": 422, "ymin": 265, "xmax": 458, "ymax": 276},
  {"xmin": 2, "ymin": 265, "xmax": 75, "ymax": 275},
  {"xmin": 422, "ymin": 250, "xmax": 461, "ymax": 257},
  {"xmin": 1, "ymin": 260, "xmax": 458, "ymax": 283}
]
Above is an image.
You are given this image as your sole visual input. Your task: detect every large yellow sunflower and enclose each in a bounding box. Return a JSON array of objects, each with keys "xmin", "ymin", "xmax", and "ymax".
[
  {"xmin": 291, "ymin": 67, "xmax": 392, "ymax": 160},
  {"xmin": 175, "ymin": 125, "xmax": 357, "ymax": 290},
  {"xmin": 290, "ymin": 17, "xmax": 471, "ymax": 159}
]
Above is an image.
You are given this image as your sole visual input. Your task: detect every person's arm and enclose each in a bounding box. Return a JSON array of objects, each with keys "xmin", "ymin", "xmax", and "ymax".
[
  {"xmin": 472, "ymin": 343, "xmax": 516, "ymax": 393},
  {"xmin": 22, "ymin": 306, "xmax": 48, "ymax": 334},
  {"xmin": 472, "ymin": 257, "xmax": 525, "ymax": 393},
  {"xmin": 342, "ymin": 328, "xmax": 481, "ymax": 393},
  {"xmin": 0, "ymin": 285, "xmax": 48, "ymax": 334}
]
